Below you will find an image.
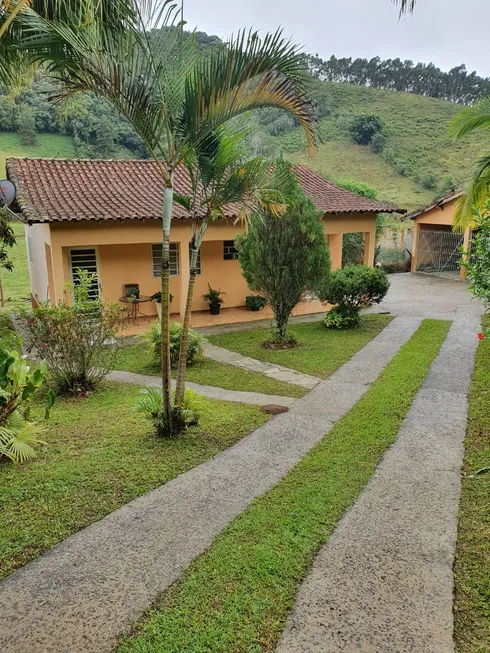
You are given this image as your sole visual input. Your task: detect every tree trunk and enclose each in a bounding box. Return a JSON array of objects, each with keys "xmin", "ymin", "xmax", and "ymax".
[
  {"xmin": 161, "ymin": 180, "xmax": 174, "ymax": 431},
  {"xmin": 174, "ymin": 218, "xmax": 209, "ymax": 404}
]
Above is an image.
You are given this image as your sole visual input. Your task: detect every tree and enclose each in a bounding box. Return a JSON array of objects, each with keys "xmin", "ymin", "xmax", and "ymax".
[
  {"xmin": 449, "ymin": 97, "xmax": 490, "ymax": 229},
  {"xmin": 17, "ymin": 105, "xmax": 36, "ymax": 145},
  {"xmin": 238, "ymin": 162, "xmax": 331, "ymax": 345},
  {"xmin": 94, "ymin": 117, "xmax": 117, "ymax": 158},
  {"xmin": 17, "ymin": 0, "xmax": 317, "ymax": 433},
  {"xmin": 349, "ymin": 114, "xmax": 384, "ymax": 145},
  {"xmin": 461, "ymin": 199, "xmax": 490, "ymax": 310},
  {"xmin": 173, "ymin": 127, "xmax": 291, "ymax": 403},
  {"xmin": 0, "ymin": 209, "xmax": 15, "ymax": 307}
]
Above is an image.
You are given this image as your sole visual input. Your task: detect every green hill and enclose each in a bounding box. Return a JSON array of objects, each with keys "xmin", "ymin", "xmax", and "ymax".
[
  {"xmin": 0, "ymin": 132, "xmax": 77, "ymax": 177},
  {"xmin": 270, "ymin": 81, "xmax": 489, "ymax": 211}
]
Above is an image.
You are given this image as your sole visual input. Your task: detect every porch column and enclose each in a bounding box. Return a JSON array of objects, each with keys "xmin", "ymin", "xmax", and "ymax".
[
  {"xmin": 460, "ymin": 226, "xmax": 472, "ymax": 281},
  {"xmin": 411, "ymin": 223, "xmax": 420, "ymax": 273},
  {"xmin": 363, "ymin": 230, "xmax": 376, "ymax": 267},
  {"xmin": 179, "ymin": 239, "xmax": 190, "ymax": 321},
  {"xmin": 328, "ymin": 233, "xmax": 343, "ymax": 271}
]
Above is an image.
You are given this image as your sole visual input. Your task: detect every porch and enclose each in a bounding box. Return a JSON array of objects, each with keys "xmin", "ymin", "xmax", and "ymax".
[{"xmin": 121, "ymin": 299, "xmax": 327, "ymax": 336}]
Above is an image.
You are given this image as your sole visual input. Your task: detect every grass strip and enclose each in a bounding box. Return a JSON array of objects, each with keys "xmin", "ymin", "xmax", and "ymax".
[
  {"xmin": 207, "ymin": 314, "xmax": 392, "ymax": 378},
  {"xmin": 117, "ymin": 318, "xmax": 450, "ymax": 653},
  {"xmin": 0, "ymin": 383, "xmax": 269, "ymax": 579},
  {"xmin": 115, "ymin": 344, "xmax": 306, "ymax": 398},
  {"xmin": 453, "ymin": 315, "xmax": 490, "ymax": 653}
]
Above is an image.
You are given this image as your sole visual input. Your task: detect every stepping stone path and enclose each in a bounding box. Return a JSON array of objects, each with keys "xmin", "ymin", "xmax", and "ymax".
[
  {"xmin": 276, "ymin": 312, "xmax": 481, "ymax": 653},
  {"xmin": 0, "ymin": 316, "xmax": 421, "ymax": 653},
  {"xmin": 201, "ymin": 341, "xmax": 320, "ymax": 389}
]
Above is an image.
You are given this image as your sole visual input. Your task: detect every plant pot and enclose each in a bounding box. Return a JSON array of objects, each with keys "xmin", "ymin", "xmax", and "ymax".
[
  {"xmin": 209, "ymin": 304, "xmax": 221, "ymax": 315},
  {"xmin": 156, "ymin": 302, "xmax": 162, "ymax": 320}
]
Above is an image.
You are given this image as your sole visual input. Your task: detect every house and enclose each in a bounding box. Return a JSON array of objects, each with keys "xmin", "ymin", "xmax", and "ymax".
[
  {"xmin": 7, "ymin": 158, "xmax": 404, "ymax": 321},
  {"xmin": 404, "ymin": 191, "xmax": 471, "ymax": 281}
]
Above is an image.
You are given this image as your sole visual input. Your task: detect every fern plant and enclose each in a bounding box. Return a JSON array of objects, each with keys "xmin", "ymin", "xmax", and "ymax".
[
  {"xmin": 133, "ymin": 386, "xmax": 203, "ymax": 437},
  {"xmin": 145, "ymin": 321, "xmax": 204, "ymax": 369},
  {"xmin": 0, "ymin": 349, "xmax": 54, "ymax": 463}
]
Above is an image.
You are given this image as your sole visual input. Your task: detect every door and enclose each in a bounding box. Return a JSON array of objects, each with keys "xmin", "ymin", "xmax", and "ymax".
[{"xmin": 70, "ymin": 248, "xmax": 100, "ymax": 299}]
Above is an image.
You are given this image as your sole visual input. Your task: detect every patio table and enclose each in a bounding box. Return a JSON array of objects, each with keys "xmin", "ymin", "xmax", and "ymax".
[{"xmin": 119, "ymin": 295, "xmax": 151, "ymax": 323}]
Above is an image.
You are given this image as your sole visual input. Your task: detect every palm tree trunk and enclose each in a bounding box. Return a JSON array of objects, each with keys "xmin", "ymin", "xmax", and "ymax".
[
  {"xmin": 161, "ymin": 179, "xmax": 174, "ymax": 430},
  {"xmin": 174, "ymin": 218, "xmax": 208, "ymax": 404}
]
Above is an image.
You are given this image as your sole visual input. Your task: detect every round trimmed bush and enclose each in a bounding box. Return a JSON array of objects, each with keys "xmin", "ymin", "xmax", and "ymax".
[{"xmin": 322, "ymin": 265, "xmax": 390, "ymax": 329}]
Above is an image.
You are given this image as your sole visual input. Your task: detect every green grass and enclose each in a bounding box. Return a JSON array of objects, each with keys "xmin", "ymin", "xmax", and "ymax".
[
  {"xmin": 115, "ymin": 342, "xmax": 307, "ymax": 398},
  {"xmin": 453, "ymin": 315, "xmax": 490, "ymax": 653},
  {"xmin": 0, "ymin": 383, "xmax": 269, "ymax": 579},
  {"xmin": 273, "ymin": 81, "xmax": 490, "ymax": 211},
  {"xmin": 0, "ymin": 221, "xmax": 31, "ymax": 315},
  {"xmin": 116, "ymin": 319, "xmax": 450, "ymax": 653},
  {"xmin": 0, "ymin": 131, "xmax": 77, "ymax": 176},
  {"xmin": 207, "ymin": 314, "xmax": 392, "ymax": 378}
]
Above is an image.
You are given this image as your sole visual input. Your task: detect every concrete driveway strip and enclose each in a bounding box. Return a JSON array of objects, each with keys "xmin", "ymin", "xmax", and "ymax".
[
  {"xmin": 276, "ymin": 312, "xmax": 480, "ymax": 653},
  {"xmin": 0, "ymin": 316, "xmax": 420, "ymax": 653}
]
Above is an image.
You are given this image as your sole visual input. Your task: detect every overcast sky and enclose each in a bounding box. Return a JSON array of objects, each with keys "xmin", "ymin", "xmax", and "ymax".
[{"xmin": 183, "ymin": 0, "xmax": 490, "ymax": 78}]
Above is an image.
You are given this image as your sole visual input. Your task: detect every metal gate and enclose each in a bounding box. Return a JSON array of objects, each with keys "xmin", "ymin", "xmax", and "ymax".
[{"xmin": 414, "ymin": 229, "xmax": 464, "ymax": 274}]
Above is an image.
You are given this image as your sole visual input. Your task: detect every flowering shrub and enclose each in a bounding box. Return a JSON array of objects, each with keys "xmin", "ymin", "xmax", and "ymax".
[
  {"xmin": 0, "ymin": 349, "xmax": 55, "ymax": 463},
  {"xmin": 20, "ymin": 271, "xmax": 121, "ymax": 394},
  {"xmin": 462, "ymin": 201, "xmax": 490, "ymax": 341}
]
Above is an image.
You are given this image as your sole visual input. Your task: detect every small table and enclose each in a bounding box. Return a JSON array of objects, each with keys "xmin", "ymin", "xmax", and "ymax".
[{"xmin": 119, "ymin": 295, "xmax": 151, "ymax": 323}]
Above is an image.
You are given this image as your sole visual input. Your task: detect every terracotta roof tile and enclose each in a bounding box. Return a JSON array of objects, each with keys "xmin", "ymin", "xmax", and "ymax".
[{"xmin": 6, "ymin": 158, "xmax": 404, "ymax": 224}]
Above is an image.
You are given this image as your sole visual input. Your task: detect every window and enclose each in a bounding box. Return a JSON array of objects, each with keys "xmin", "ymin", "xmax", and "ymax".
[
  {"xmin": 223, "ymin": 240, "xmax": 238, "ymax": 260},
  {"xmin": 152, "ymin": 243, "xmax": 179, "ymax": 277},
  {"xmin": 70, "ymin": 248, "xmax": 99, "ymax": 299},
  {"xmin": 189, "ymin": 243, "xmax": 202, "ymax": 275}
]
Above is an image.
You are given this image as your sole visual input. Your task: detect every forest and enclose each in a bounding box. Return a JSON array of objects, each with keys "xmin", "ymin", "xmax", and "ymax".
[{"xmin": 306, "ymin": 54, "xmax": 490, "ymax": 105}]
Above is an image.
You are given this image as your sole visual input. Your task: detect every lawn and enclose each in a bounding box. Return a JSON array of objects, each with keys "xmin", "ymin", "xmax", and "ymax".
[
  {"xmin": 207, "ymin": 314, "xmax": 392, "ymax": 378},
  {"xmin": 0, "ymin": 383, "xmax": 269, "ymax": 579},
  {"xmin": 116, "ymin": 319, "xmax": 449, "ymax": 653},
  {"xmin": 453, "ymin": 315, "xmax": 490, "ymax": 653},
  {"xmin": 115, "ymin": 341, "xmax": 307, "ymax": 398},
  {"xmin": 0, "ymin": 221, "xmax": 31, "ymax": 315}
]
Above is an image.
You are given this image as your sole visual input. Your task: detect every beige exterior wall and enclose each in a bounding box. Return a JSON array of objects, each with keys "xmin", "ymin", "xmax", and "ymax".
[
  {"xmin": 39, "ymin": 211, "xmax": 378, "ymax": 315},
  {"xmin": 24, "ymin": 223, "xmax": 52, "ymax": 304}
]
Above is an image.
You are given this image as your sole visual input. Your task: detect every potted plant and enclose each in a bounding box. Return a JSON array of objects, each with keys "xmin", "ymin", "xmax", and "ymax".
[
  {"xmin": 202, "ymin": 284, "xmax": 225, "ymax": 315},
  {"xmin": 150, "ymin": 292, "xmax": 173, "ymax": 320},
  {"xmin": 245, "ymin": 295, "xmax": 267, "ymax": 311}
]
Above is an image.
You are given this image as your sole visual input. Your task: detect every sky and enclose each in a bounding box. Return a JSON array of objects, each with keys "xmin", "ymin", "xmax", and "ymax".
[{"xmin": 183, "ymin": 0, "xmax": 490, "ymax": 78}]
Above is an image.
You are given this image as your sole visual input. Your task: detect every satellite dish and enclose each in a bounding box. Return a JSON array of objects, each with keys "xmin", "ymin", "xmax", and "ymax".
[{"xmin": 0, "ymin": 180, "xmax": 16, "ymax": 207}]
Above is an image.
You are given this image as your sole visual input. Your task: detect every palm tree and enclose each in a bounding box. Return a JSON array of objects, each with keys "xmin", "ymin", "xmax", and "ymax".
[
  {"xmin": 449, "ymin": 97, "xmax": 490, "ymax": 229},
  {"xmin": 16, "ymin": 0, "xmax": 317, "ymax": 433},
  {"xmin": 173, "ymin": 127, "xmax": 294, "ymax": 404}
]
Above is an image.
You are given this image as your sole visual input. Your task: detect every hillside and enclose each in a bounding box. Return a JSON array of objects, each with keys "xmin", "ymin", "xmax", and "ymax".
[
  {"xmin": 0, "ymin": 132, "xmax": 77, "ymax": 177},
  {"xmin": 270, "ymin": 81, "xmax": 490, "ymax": 211}
]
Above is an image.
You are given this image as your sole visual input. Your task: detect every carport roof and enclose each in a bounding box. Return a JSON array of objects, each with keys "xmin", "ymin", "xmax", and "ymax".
[
  {"xmin": 403, "ymin": 190, "xmax": 463, "ymax": 222},
  {"xmin": 7, "ymin": 157, "xmax": 405, "ymax": 225}
]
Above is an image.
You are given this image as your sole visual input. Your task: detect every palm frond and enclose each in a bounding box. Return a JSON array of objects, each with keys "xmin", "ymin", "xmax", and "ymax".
[
  {"xmin": 453, "ymin": 153, "xmax": 490, "ymax": 230},
  {"xmin": 392, "ymin": 0, "xmax": 416, "ymax": 16},
  {"xmin": 449, "ymin": 96, "xmax": 490, "ymax": 139},
  {"xmin": 0, "ymin": 415, "xmax": 45, "ymax": 463},
  {"xmin": 179, "ymin": 29, "xmax": 317, "ymax": 155}
]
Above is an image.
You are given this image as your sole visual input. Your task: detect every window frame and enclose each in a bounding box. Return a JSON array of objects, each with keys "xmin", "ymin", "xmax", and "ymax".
[
  {"xmin": 152, "ymin": 243, "xmax": 179, "ymax": 278},
  {"xmin": 223, "ymin": 239, "xmax": 239, "ymax": 261}
]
